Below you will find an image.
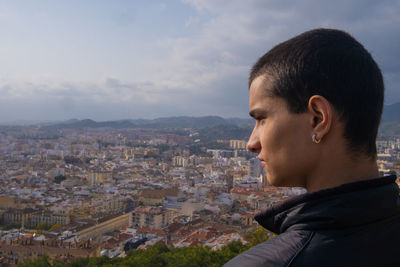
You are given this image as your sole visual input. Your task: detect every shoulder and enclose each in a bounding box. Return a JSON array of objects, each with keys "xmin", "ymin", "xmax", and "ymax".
[
  {"xmin": 292, "ymin": 216, "xmax": 400, "ymax": 267},
  {"xmin": 224, "ymin": 230, "xmax": 313, "ymax": 267}
]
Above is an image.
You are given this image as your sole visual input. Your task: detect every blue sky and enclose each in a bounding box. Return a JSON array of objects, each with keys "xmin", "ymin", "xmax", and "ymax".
[{"xmin": 0, "ymin": 0, "xmax": 399, "ymax": 122}]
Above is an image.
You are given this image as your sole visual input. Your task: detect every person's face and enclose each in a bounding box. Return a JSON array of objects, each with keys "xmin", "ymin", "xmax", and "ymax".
[{"xmin": 247, "ymin": 76, "xmax": 314, "ymax": 187}]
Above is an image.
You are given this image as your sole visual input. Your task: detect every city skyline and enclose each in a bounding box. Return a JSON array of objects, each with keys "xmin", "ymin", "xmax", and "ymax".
[{"xmin": 0, "ymin": 0, "xmax": 399, "ymax": 122}]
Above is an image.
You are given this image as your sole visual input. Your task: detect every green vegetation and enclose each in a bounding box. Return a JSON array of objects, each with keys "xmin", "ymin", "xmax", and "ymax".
[
  {"xmin": 1, "ymin": 222, "xmax": 21, "ymax": 230},
  {"xmin": 19, "ymin": 254, "xmax": 53, "ymax": 267},
  {"xmin": 18, "ymin": 227, "xmax": 273, "ymax": 267},
  {"xmin": 49, "ymin": 223, "xmax": 62, "ymax": 232},
  {"xmin": 0, "ymin": 222, "xmax": 61, "ymax": 231},
  {"xmin": 36, "ymin": 222, "xmax": 51, "ymax": 230},
  {"xmin": 19, "ymin": 243, "xmax": 243, "ymax": 267},
  {"xmin": 244, "ymin": 226, "xmax": 275, "ymax": 247},
  {"xmin": 31, "ymin": 222, "xmax": 53, "ymax": 233}
]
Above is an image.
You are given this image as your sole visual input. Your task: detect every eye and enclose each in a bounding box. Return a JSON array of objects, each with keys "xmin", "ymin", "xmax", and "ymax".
[
  {"xmin": 254, "ymin": 116, "xmax": 266, "ymax": 125},
  {"xmin": 256, "ymin": 115, "xmax": 266, "ymax": 121}
]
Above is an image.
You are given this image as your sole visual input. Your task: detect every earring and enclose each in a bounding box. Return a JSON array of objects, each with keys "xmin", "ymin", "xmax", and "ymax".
[{"xmin": 312, "ymin": 134, "xmax": 321, "ymax": 144}]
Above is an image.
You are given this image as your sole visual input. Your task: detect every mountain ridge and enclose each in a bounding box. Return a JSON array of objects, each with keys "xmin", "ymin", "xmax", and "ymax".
[
  {"xmin": 34, "ymin": 116, "xmax": 252, "ymax": 130},
  {"xmin": 1, "ymin": 102, "xmax": 399, "ymax": 131}
]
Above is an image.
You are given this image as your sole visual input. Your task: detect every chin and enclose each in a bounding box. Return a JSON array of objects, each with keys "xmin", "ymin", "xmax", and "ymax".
[
  {"xmin": 267, "ymin": 176, "xmax": 300, "ymax": 188},
  {"xmin": 266, "ymin": 176, "xmax": 284, "ymax": 187}
]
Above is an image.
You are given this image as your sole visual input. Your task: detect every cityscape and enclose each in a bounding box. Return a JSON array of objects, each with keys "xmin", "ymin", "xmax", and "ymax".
[
  {"xmin": 0, "ymin": 0, "xmax": 399, "ymax": 266},
  {"xmin": 0, "ymin": 116, "xmax": 399, "ymax": 265}
]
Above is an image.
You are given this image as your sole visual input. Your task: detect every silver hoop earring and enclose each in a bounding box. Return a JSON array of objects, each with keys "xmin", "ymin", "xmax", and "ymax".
[{"xmin": 312, "ymin": 134, "xmax": 321, "ymax": 144}]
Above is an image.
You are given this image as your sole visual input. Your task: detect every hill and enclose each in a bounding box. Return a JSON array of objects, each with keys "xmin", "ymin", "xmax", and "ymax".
[
  {"xmin": 41, "ymin": 116, "xmax": 252, "ymax": 130},
  {"xmin": 379, "ymin": 102, "xmax": 400, "ymax": 136},
  {"xmin": 382, "ymin": 102, "xmax": 400, "ymax": 122},
  {"xmin": 2, "ymin": 101, "xmax": 399, "ymax": 136}
]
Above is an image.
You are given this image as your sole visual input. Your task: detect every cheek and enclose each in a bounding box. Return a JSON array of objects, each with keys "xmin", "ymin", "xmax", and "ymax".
[
  {"xmin": 261, "ymin": 121, "xmax": 296, "ymax": 154},
  {"xmin": 261, "ymin": 120, "xmax": 311, "ymax": 185},
  {"xmin": 280, "ymin": 134, "xmax": 312, "ymax": 184},
  {"xmin": 259, "ymin": 126, "xmax": 279, "ymax": 156}
]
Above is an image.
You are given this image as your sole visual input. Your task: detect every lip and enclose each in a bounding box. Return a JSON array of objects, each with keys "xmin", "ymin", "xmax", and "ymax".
[
  {"xmin": 257, "ymin": 157, "xmax": 266, "ymax": 168},
  {"xmin": 260, "ymin": 160, "xmax": 266, "ymax": 168}
]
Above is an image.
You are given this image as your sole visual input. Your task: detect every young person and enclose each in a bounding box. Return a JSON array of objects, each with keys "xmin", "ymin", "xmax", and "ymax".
[{"xmin": 225, "ymin": 28, "xmax": 400, "ymax": 266}]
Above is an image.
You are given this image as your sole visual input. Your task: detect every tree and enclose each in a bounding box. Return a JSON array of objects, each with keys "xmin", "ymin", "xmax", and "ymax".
[
  {"xmin": 214, "ymin": 241, "xmax": 248, "ymax": 265},
  {"xmin": 36, "ymin": 222, "xmax": 51, "ymax": 231},
  {"xmin": 244, "ymin": 226, "xmax": 275, "ymax": 247},
  {"xmin": 52, "ymin": 258, "xmax": 67, "ymax": 267},
  {"xmin": 49, "ymin": 223, "xmax": 62, "ymax": 232},
  {"xmin": 18, "ymin": 255, "xmax": 52, "ymax": 267},
  {"xmin": 66, "ymin": 257, "xmax": 89, "ymax": 267},
  {"xmin": 1, "ymin": 222, "xmax": 21, "ymax": 230},
  {"xmin": 20, "ymin": 228, "xmax": 275, "ymax": 267}
]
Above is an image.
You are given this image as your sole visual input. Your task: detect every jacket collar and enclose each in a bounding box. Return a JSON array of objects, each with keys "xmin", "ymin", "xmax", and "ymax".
[{"xmin": 255, "ymin": 175, "xmax": 399, "ymax": 234}]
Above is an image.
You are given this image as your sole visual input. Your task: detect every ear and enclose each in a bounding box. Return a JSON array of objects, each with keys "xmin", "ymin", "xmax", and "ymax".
[{"xmin": 307, "ymin": 95, "xmax": 333, "ymax": 142}]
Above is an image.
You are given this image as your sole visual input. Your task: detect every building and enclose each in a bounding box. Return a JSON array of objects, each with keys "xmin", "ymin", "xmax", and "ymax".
[
  {"xmin": 30, "ymin": 210, "xmax": 71, "ymax": 227},
  {"xmin": 88, "ymin": 172, "xmax": 112, "ymax": 185},
  {"xmin": 0, "ymin": 197, "xmax": 15, "ymax": 209},
  {"xmin": 130, "ymin": 206, "xmax": 174, "ymax": 229},
  {"xmin": 138, "ymin": 188, "xmax": 179, "ymax": 206},
  {"xmin": 0, "ymin": 237, "xmax": 97, "ymax": 265},
  {"xmin": 229, "ymin": 140, "xmax": 247, "ymax": 150},
  {"xmin": 248, "ymin": 158, "xmax": 263, "ymax": 178},
  {"xmin": 50, "ymin": 168, "xmax": 65, "ymax": 179},
  {"xmin": 2, "ymin": 208, "xmax": 36, "ymax": 227}
]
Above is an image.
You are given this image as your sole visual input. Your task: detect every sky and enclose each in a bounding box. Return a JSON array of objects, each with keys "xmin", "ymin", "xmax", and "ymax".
[{"xmin": 0, "ymin": 0, "xmax": 399, "ymax": 122}]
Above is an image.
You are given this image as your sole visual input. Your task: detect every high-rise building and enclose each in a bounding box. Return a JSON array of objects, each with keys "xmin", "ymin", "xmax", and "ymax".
[{"xmin": 229, "ymin": 140, "xmax": 247, "ymax": 150}]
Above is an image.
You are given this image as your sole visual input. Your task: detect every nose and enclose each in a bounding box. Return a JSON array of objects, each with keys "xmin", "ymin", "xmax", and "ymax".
[{"xmin": 247, "ymin": 126, "xmax": 261, "ymax": 153}]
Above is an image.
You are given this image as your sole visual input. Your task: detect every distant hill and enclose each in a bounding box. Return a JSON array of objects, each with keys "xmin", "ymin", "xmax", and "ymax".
[
  {"xmin": 379, "ymin": 121, "xmax": 400, "ymax": 136},
  {"xmin": 133, "ymin": 116, "xmax": 227, "ymax": 128},
  {"xmin": 130, "ymin": 116, "xmax": 252, "ymax": 128},
  {"xmin": 197, "ymin": 124, "xmax": 253, "ymax": 141},
  {"xmin": 42, "ymin": 119, "xmax": 136, "ymax": 129},
  {"xmin": 40, "ymin": 116, "xmax": 252, "ymax": 130},
  {"xmin": 382, "ymin": 102, "xmax": 400, "ymax": 122},
  {"xmin": 3, "ymin": 102, "xmax": 398, "ymax": 135},
  {"xmin": 379, "ymin": 103, "xmax": 400, "ymax": 136}
]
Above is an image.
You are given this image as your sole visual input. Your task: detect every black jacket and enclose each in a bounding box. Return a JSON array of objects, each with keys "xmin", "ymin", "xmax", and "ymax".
[{"xmin": 225, "ymin": 175, "xmax": 400, "ymax": 267}]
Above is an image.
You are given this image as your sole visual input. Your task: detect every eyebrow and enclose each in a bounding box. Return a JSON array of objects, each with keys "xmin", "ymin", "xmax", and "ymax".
[{"xmin": 249, "ymin": 108, "xmax": 268, "ymax": 119}]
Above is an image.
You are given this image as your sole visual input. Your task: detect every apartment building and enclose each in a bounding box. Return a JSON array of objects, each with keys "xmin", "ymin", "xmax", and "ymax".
[{"xmin": 130, "ymin": 206, "xmax": 174, "ymax": 229}]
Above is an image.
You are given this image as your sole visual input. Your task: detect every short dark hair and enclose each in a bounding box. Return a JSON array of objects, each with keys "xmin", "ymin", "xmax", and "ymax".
[{"xmin": 250, "ymin": 28, "xmax": 384, "ymax": 157}]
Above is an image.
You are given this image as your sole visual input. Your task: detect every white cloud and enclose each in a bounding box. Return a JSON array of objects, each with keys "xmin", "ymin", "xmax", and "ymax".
[
  {"xmin": 150, "ymin": 0, "xmax": 400, "ymax": 107},
  {"xmin": 0, "ymin": 0, "xmax": 399, "ymax": 121}
]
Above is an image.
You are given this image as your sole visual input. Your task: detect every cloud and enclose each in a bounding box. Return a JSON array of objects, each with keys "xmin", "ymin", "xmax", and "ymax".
[
  {"xmin": 0, "ymin": 77, "xmax": 202, "ymax": 122},
  {"xmin": 1, "ymin": 0, "xmax": 399, "ymax": 122},
  {"xmin": 152, "ymin": 0, "xmax": 400, "ymax": 108}
]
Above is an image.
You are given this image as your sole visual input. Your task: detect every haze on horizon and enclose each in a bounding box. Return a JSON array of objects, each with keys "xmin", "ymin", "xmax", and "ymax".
[{"xmin": 0, "ymin": 0, "xmax": 399, "ymax": 123}]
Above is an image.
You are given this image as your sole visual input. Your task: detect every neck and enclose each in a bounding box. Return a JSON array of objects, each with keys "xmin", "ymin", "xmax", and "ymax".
[{"xmin": 305, "ymin": 150, "xmax": 380, "ymax": 193}]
